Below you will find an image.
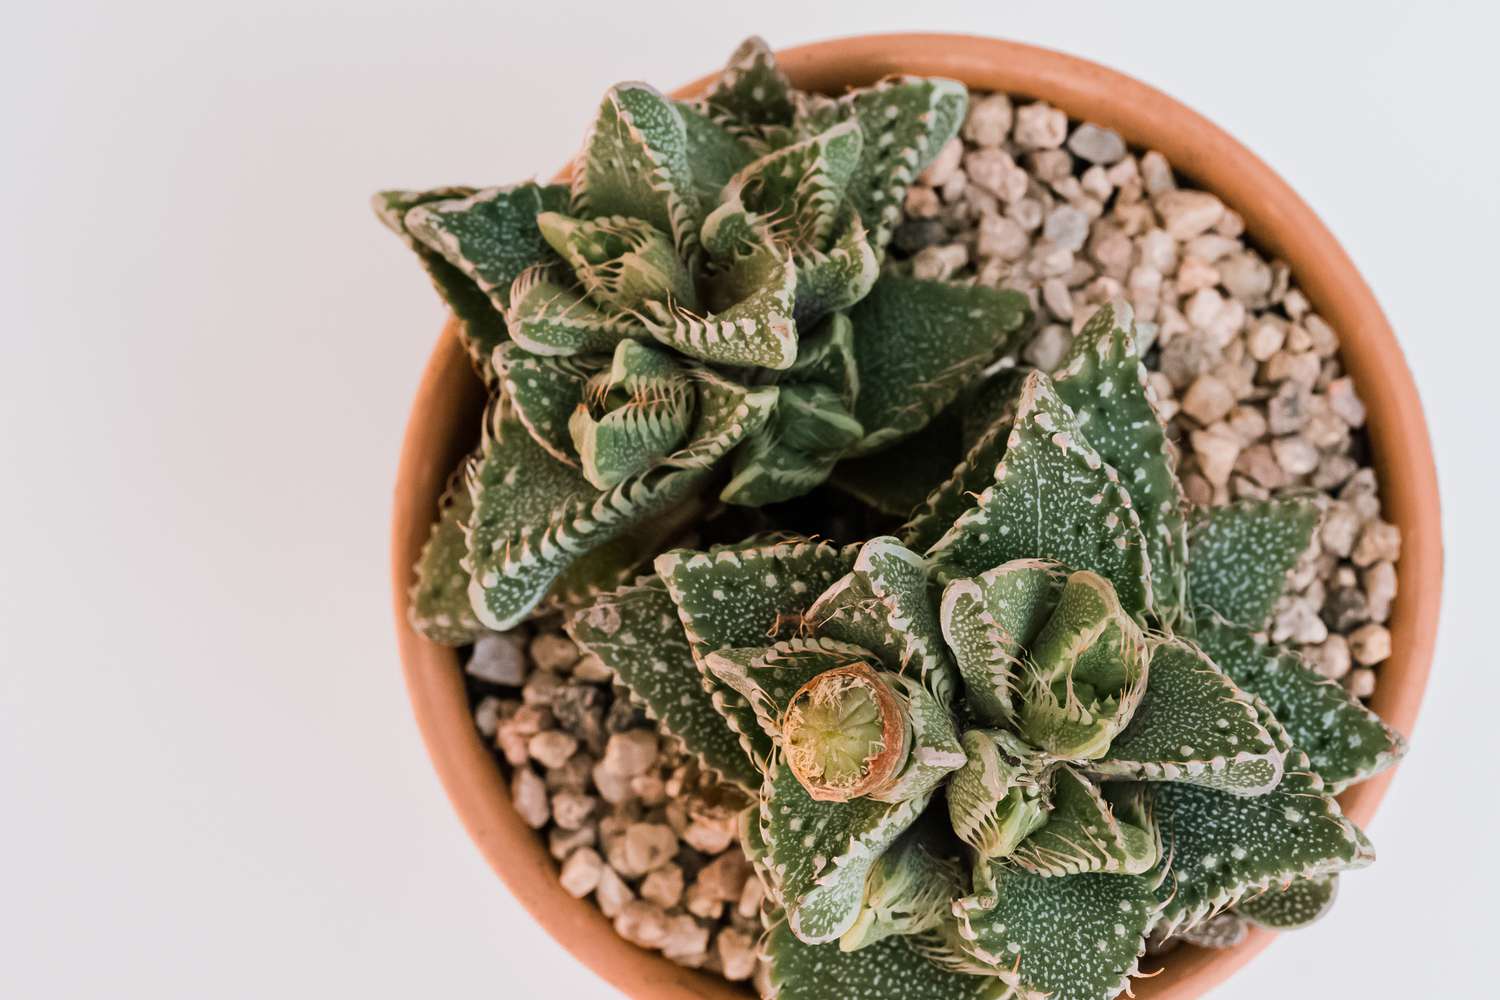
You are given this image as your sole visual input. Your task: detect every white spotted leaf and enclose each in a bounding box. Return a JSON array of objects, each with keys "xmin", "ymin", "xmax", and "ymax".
[
  {"xmin": 1186, "ymin": 497, "xmax": 1318, "ymax": 631},
  {"xmin": 569, "ymin": 576, "xmax": 761, "ymax": 791}
]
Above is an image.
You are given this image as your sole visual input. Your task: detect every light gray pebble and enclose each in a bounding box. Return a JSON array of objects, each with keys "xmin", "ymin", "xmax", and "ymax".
[
  {"xmin": 467, "ymin": 632, "xmax": 527, "ymax": 686},
  {"xmin": 1067, "ymin": 122, "xmax": 1127, "ymax": 164}
]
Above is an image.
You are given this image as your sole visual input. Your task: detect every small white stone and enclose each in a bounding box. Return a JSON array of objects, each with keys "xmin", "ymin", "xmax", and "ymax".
[
  {"xmin": 1310, "ymin": 635, "xmax": 1352, "ymax": 680},
  {"xmin": 528, "ymin": 729, "xmax": 578, "ymax": 770},
  {"xmin": 1271, "ymin": 435, "xmax": 1319, "ymax": 477},
  {"xmin": 1024, "ymin": 324, "xmax": 1074, "ymax": 372},
  {"xmin": 716, "ymin": 927, "xmax": 759, "ymax": 981},
  {"xmin": 978, "ymin": 214, "xmax": 1029, "ymax": 261},
  {"xmin": 466, "ymin": 632, "xmax": 527, "ymax": 685},
  {"xmin": 1068, "ymin": 123, "xmax": 1127, "ymax": 164},
  {"xmin": 1344, "ymin": 667, "xmax": 1377, "ymax": 699},
  {"xmin": 614, "ymin": 901, "xmax": 670, "ymax": 949},
  {"xmin": 510, "ymin": 767, "xmax": 549, "ymax": 829},
  {"xmin": 1326, "ymin": 377, "xmax": 1367, "ymax": 427},
  {"xmin": 559, "ymin": 847, "xmax": 603, "ymax": 898},
  {"xmin": 594, "ymin": 864, "xmax": 634, "ymax": 918},
  {"xmin": 920, "ymin": 136, "xmax": 965, "ymax": 186},
  {"xmin": 601, "ymin": 729, "xmax": 659, "ymax": 778},
  {"xmin": 1189, "ymin": 425, "xmax": 1242, "ymax": 487},
  {"xmin": 963, "ymin": 93, "xmax": 1014, "ymax": 147},
  {"xmin": 1155, "ymin": 189, "xmax": 1226, "ymax": 240},
  {"xmin": 1014, "ymin": 102, "xmax": 1068, "ymax": 149},
  {"xmin": 528, "ymin": 631, "xmax": 579, "ymax": 672},
  {"xmin": 1363, "ymin": 560, "xmax": 1397, "ymax": 623},
  {"xmin": 1352, "ymin": 519, "xmax": 1401, "ymax": 567},
  {"xmin": 1140, "ymin": 151, "xmax": 1175, "ymax": 196},
  {"xmin": 640, "ymin": 863, "xmax": 685, "ymax": 908},
  {"xmin": 1181, "ymin": 374, "xmax": 1236, "ymax": 425},
  {"xmin": 550, "ymin": 790, "xmax": 595, "ymax": 831}
]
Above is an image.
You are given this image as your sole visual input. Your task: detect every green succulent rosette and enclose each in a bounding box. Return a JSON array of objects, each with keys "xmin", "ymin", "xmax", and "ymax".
[{"xmin": 568, "ymin": 303, "xmax": 1404, "ymax": 1000}]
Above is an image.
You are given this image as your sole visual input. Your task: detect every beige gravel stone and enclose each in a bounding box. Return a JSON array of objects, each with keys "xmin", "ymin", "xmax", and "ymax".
[
  {"xmin": 559, "ymin": 847, "xmax": 603, "ymax": 898},
  {"xmin": 1014, "ymin": 101, "xmax": 1067, "ymax": 149},
  {"xmin": 511, "ymin": 768, "xmax": 549, "ymax": 829},
  {"xmin": 1155, "ymin": 189, "xmax": 1225, "ymax": 240},
  {"xmin": 1349, "ymin": 623, "xmax": 1392, "ymax": 666}
]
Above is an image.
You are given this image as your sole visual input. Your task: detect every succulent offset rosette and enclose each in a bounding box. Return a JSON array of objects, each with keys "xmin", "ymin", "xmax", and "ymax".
[
  {"xmin": 382, "ymin": 37, "xmax": 1031, "ymax": 635},
  {"xmin": 568, "ymin": 305, "xmax": 1407, "ymax": 1000}
]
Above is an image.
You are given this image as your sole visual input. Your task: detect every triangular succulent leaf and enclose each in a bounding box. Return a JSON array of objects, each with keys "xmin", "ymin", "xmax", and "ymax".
[
  {"xmin": 1016, "ymin": 571, "xmax": 1149, "ymax": 760},
  {"xmin": 505, "ymin": 264, "xmax": 650, "ymax": 356},
  {"xmin": 1194, "ymin": 616, "xmax": 1406, "ymax": 791},
  {"xmin": 761, "ymin": 760, "xmax": 931, "ymax": 944},
  {"xmin": 846, "ymin": 277, "xmax": 1031, "ymax": 456},
  {"xmin": 573, "ymin": 83, "xmax": 703, "ymax": 258},
  {"xmin": 940, "ymin": 559, "xmax": 1066, "ymax": 725},
  {"xmin": 569, "ymin": 576, "xmax": 761, "ymax": 790},
  {"xmin": 1054, "ymin": 303, "xmax": 1187, "ymax": 624},
  {"xmin": 1237, "ymin": 873, "xmax": 1339, "ymax": 930},
  {"xmin": 569, "ymin": 340, "xmax": 696, "ymax": 490},
  {"xmin": 1092, "ymin": 638, "xmax": 1284, "ymax": 795},
  {"xmin": 706, "ymin": 36, "xmax": 797, "ymax": 131},
  {"xmin": 1186, "ymin": 497, "xmax": 1319, "ymax": 630},
  {"xmin": 1148, "ymin": 705, "xmax": 1374, "ymax": 936},
  {"xmin": 407, "ymin": 466, "xmax": 484, "ymax": 645},
  {"xmin": 839, "ymin": 821, "xmax": 965, "ymax": 951},
  {"xmin": 655, "ymin": 536, "xmax": 859, "ymax": 654},
  {"xmin": 466, "ymin": 374, "xmax": 775, "ymax": 630},
  {"xmin": 901, "ymin": 370, "xmax": 1027, "ymax": 553},
  {"xmin": 927, "ymin": 372, "xmax": 1153, "ymax": 619},
  {"xmin": 674, "ymin": 101, "xmax": 757, "ymax": 202},
  {"xmin": 492, "ymin": 342, "xmax": 594, "ymax": 466},
  {"xmin": 1012, "ymin": 767, "xmax": 1159, "ymax": 877},
  {"xmin": 946, "ymin": 729, "xmax": 1050, "ymax": 860},
  {"xmin": 765, "ymin": 921, "xmax": 1013, "ymax": 1000},
  {"xmin": 955, "ymin": 866, "xmax": 1157, "ymax": 1000}
]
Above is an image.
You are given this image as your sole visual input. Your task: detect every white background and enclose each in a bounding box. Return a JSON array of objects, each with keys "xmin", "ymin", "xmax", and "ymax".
[{"xmin": 4, "ymin": 1, "xmax": 1496, "ymax": 997}]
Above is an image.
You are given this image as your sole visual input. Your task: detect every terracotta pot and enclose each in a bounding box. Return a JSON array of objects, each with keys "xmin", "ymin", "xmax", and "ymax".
[{"xmin": 391, "ymin": 33, "xmax": 1442, "ymax": 1000}]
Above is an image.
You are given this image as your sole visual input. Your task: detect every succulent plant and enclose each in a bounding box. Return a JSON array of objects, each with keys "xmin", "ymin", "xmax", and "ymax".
[
  {"xmin": 568, "ymin": 304, "xmax": 1406, "ymax": 1000},
  {"xmin": 382, "ymin": 37, "xmax": 1031, "ymax": 636}
]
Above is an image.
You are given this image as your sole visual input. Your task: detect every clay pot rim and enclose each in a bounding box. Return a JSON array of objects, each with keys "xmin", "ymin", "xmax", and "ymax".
[{"xmin": 390, "ymin": 33, "xmax": 1442, "ymax": 1000}]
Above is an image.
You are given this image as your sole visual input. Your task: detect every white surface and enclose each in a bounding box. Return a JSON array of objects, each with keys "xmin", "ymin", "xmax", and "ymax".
[{"xmin": 3, "ymin": 2, "xmax": 1496, "ymax": 997}]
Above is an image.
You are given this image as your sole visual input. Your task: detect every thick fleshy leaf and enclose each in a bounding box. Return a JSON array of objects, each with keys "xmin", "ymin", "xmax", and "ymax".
[
  {"xmin": 1092, "ymin": 638, "xmax": 1283, "ymax": 795},
  {"xmin": 407, "ymin": 467, "xmax": 484, "ymax": 645},
  {"xmin": 809, "ymin": 537, "xmax": 959, "ymax": 706},
  {"xmin": 375, "ymin": 187, "xmax": 504, "ymax": 378},
  {"xmin": 1054, "ymin": 303, "xmax": 1186, "ymax": 623},
  {"xmin": 946, "ymin": 729, "xmax": 1050, "ymax": 860},
  {"xmin": 791, "ymin": 210, "xmax": 881, "ymax": 324},
  {"xmin": 840, "ymin": 821, "xmax": 965, "ymax": 951},
  {"xmin": 761, "ymin": 760, "xmax": 930, "ymax": 944},
  {"xmin": 901, "ymin": 370, "xmax": 1026, "ymax": 552},
  {"xmin": 833, "ymin": 77, "xmax": 968, "ymax": 255},
  {"xmin": 785, "ymin": 312, "xmax": 859, "ymax": 407},
  {"xmin": 674, "ymin": 101, "xmax": 757, "ymax": 202},
  {"xmin": 702, "ymin": 637, "xmax": 871, "ymax": 743},
  {"xmin": 1194, "ymin": 616, "xmax": 1405, "ymax": 791},
  {"xmin": 927, "ymin": 372, "xmax": 1153, "ymax": 619},
  {"xmin": 641, "ymin": 237, "xmax": 799, "ymax": 369},
  {"xmin": 505, "ymin": 265, "xmax": 649, "ymax": 357},
  {"xmin": 941, "ymin": 560, "xmax": 1065, "ymax": 726},
  {"xmin": 766, "ymin": 921, "xmax": 1011, "ymax": 1000},
  {"xmin": 1237, "ymin": 873, "xmax": 1339, "ymax": 930},
  {"xmin": 1148, "ymin": 708, "xmax": 1374, "ymax": 936},
  {"xmin": 1186, "ymin": 497, "xmax": 1319, "ymax": 630},
  {"xmin": 955, "ymin": 866, "xmax": 1158, "ymax": 1000},
  {"xmin": 707, "ymin": 121, "xmax": 864, "ymax": 253},
  {"xmin": 655, "ymin": 536, "xmax": 859, "ymax": 658},
  {"xmin": 873, "ymin": 673, "xmax": 967, "ymax": 804},
  {"xmin": 535, "ymin": 212, "xmax": 695, "ymax": 313},
  {"xmin": 569, "ymin": 577, "xmax": 760, "ymax": 791},
  {"xmin": 466, "ymin": 375, "xmax": 776, "ymax": 630},
  {"xmin": 492, "ymin": 343, "xmax": 592, "ymax": 465},
  {"xmin": 705, "ymin": 36, "xmax": 797, "ymax": 133},
  {"xmin": 401, "ymin": 182, "xmax": 571, "ymax": 317},
  {"xmin": 1018, "ymin": 571, "xmax": 1149, "ymax": 761},
  {"xmin": 573, "ymin": 83, "xmax": 702, "ymax": 257},
  {"xmin": 846, "ymin": 277, "xmax": 1031, "ymax": 455},
  {"xmin": 570, "ymin": 341, "xmax": 695, "ymax": 490},
  {"xmin": 720, "ymin": 382, "xmax": 863, "ymax": 507},
  {"xmin": 1013, "ymin": 767, "xmax": 1158, "ymax": 877}
]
